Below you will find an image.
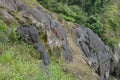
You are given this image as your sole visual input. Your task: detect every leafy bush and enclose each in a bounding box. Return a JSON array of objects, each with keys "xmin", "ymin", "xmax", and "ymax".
[
  {"xmin": 0, "ymin": 20, "xmax": 19, "ymax": 43},
  {"xmin": 0, "ymin": 20, "xmax": 7, "ymax": 32},
  {"xmin": 60, "ymin": 13, "xmax": 75, "ymax": 22},
  {"xmin": 0, "ymin": 20, "xmax": 8, "ymax": 43},
  {"xmin": 69, "ymin": 5, "xmax": 87, "ymax": 24},
  {"xmin": 85, "ymin": 14, "xmax": 103, "ymax": 37},
  {"xmin": 102, "ymin": 36, "xmax": 118, "ymax": 48},
  {"xmin": 39, "ymin": 0, "xmax": 87, "ymax": 25},
  {"xmin": 9, "ymin": 24, "xmax": 19, "ymax": 42}
]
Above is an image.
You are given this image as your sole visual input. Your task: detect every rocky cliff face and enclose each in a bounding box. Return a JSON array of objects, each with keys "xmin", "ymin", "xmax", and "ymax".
[{"xmin": 0, "ymin": 0, "xmax": 120, "ymax": 80}]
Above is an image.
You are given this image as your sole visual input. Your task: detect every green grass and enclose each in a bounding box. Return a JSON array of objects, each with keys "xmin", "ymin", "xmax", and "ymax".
[
  {"xmin": 48, "ymin": 62, "xmax": 77, "ymax": 80},
  {"xmin": 0, "ymin": 42, "xmax": 77, "ymax": 80}
]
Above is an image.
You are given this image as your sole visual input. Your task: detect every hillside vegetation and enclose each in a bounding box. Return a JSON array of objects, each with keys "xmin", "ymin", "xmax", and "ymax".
[
  {"xmin": 0, "ymin": 0, "xmax": 120, "ymax": 80},
  {"xmin": 39, "ymin": 0, "xmax": 120, "ymax": 47}
]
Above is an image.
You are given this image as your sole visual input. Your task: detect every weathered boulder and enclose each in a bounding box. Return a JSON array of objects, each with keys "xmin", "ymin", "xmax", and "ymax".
[
  {"xmin": 16, "ymin": 24, "xmax": 39, "ymax": 44},
  {"xmin": 61, "ymin": 42, "xmax": 73, "ymax": 62},
  {"xmin": 16, "ymin": 24, "xmax": 50, "ymax": 65},
  {"xmin": 34, "ymin": 43, "xmax": 50, "ymax": 65},
  {"xmin": 113, "ymin": 45, "xmax": 120, "ymax": 79}
]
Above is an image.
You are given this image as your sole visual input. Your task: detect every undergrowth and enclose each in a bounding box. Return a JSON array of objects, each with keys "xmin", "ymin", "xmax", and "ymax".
[{"xmin": 0, "ymin": 42, "xmax": 77, "ymax": 80}]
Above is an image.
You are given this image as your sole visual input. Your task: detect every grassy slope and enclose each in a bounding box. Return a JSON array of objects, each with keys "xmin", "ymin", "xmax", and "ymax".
[{"xmin": 0, "ymin": 41, "xmax": 77, "ymax": 80}]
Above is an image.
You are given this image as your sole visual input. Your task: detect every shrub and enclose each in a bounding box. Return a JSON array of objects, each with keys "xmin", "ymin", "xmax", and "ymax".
[
  {"xmin": 9, "ymin": 24, "xmax": 19, "ymax": 42},
  {"xmin": 86, "ymin": 14, "xmax": 103, "ymax": 37},
  {"xmin": 0, "ymin": 20, "xmax": 19, "ymax": 43},
  {"xmin": 0, "ymin": 20, "xmax": 8, "ymax": 43},
  {"xmin": 60, "ymin": 13, "xmax": 75, "ymax": 22},
  {"xmin": 69, "ymin": 5, "xmax": 87, "ymax": 24}
]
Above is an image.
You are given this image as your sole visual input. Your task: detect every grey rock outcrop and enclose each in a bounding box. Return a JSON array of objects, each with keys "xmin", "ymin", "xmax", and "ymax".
[
  {"xmin": 16, "ymin": 4, "xmax": 73, "ymax": 62},
  {"xmin": 16, "ymin": 24, "xmax": 39, "ymax": 44},
  {"xmin": 74, "ymin": 26, "xmax": 116, "ymax": 80}
]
